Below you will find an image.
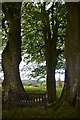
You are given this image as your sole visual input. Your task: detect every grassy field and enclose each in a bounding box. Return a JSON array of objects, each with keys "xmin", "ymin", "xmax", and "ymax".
[
  {"xmin": 24, "ymin": 86, "xmax": 62, "ymax": 98},
  {"xmin": 2, "ymin": 86, "xmax": 79, "ymax": 119}
]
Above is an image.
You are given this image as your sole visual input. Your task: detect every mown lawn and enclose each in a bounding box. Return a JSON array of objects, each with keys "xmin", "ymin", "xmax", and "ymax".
[{"xmin": 2, "ymin": 86, "xmax": 79, "ymax": 118}]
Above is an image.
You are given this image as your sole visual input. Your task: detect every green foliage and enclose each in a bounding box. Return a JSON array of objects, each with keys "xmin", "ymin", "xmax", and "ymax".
[
  {"xmin": 40, "ymin": 80, "xmax": 45, "ymax": 85},
  {"xmin": 21, "ymin": 2, "xmax": 45, "ymax": 64},
  {"xmin": 1, "ymin": 2, "xmax": 67, "ymax": 80},
  {"xmin": 27, "ymin": 83, "xmax": 32, "ymax": 86},
  {"xmin": 21, "ymin": 2, "xmax": 67, "ymax": 80},
  {"xmin": 56, "ymin": 53, "xmax": 65, "ymax": 70},
  {"xmin": 57, "ymin": 79, "xmax": 63, "ymax": 87},
  {"xmin": 30, "ymin": 64, "xmax": 46, "ymax": 79},
  {"xmin": 25, "ymin": 82, "xmax": 32, "ymax": 87},
  {"xmin": 0, "ymin": 62, "xmax": 3, "ymax": 81}
]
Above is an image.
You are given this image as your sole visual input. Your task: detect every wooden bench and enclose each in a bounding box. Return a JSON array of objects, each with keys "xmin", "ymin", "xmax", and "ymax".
[{"xmin": 8, "ymin": 90, "xmax": 47, "ymax": 110}]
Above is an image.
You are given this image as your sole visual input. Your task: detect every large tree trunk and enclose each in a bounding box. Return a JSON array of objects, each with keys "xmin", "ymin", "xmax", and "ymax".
[
  {"xmin": 2, "ymin": 3, "xmax": 25, "ymax": 102},
  {"xmin": 55, "ymin": 4, "xmax": 80, "ymax": 115},
  {"xmin": 59, "ymin": 3, "xmax": 80, "ymax": 111},
  {"xmin": 65, "ymin": 2, "xmax": 80, "ymax": 107}
]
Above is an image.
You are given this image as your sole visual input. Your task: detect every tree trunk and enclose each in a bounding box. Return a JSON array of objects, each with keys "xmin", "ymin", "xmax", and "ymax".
[
  {"xmin": 58, "ymin": 66, "xmax": 70, "ymax": 104},
  {"xmin": 61, "ymin": 3, "xmax": 80, "ymax": 110},
  {"xmin": 43, "ymin": 16, "xmax": 57, "ymax": 103},
  {"xmin": 42, "ymin": 3, "xmax": 60, "ymax": 103},
  {"xmin": 45, "ymin": 42, "xmax": 57, "ymax": 103},
  {"xmin": 2, "ymin": 3, "xmax": 25, "ymax": 102}
]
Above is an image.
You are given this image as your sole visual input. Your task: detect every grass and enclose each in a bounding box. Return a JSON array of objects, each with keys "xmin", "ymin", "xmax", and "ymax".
[
  {"xmin": 0, "ymin": 84, "xmax": 2, "ymax": 93},
  {"xmin": 24, "ymin": 86, "xmax": 46, "ymax": 93},
  {"xmin": 3, "ymin": 103, "xmax": 78, "ymax": 118},
  {"xmin": 56, "ymin": 87, "xmax": 63, "ymax": 98},
  {"xmin": 2, "ymin": 86, "xmax": 79, "ymax": 118},
  {"xmin": 0, "ymin": 84, "xmax": 2, "ymax": 88},
  {"xmin": 24, "ymin": 86, "xmax": 63, "ymax": 98}
]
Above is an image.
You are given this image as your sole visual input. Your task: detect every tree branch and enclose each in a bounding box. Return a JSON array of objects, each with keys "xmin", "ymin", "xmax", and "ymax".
[
  {"xmin": 31, "ymin": 45, "xmax": 45, "ymax": 56},
  {"xmin": 51, "ymin": 2, "xmax": 54, "ymax": 35},
  {"xmin": 22, "ymin": 29, "xmax": 43, "ymax": 37}
]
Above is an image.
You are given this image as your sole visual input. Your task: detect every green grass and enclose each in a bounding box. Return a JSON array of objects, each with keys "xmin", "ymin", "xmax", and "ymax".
[
  {"xmin": 24, "ymin": 86, "xmax": 62, "ymax": 98},
  {"xmin": 24, "ymin": 86, "xmax": 46, "ymax": 93},
  {"xmin": 2, "ymin": 86, "xmax": 79, "ymax": 118},
  {"xmin": 56, "ymin": 87, "xmax": 63, "ymax": 98},
  {"xmin": 0, "ymin": 84, "xmax": 2, "ymax": 92},
  {"xmin": 3, "ymin": 103, "xmax": 78, "ymax": 118}
]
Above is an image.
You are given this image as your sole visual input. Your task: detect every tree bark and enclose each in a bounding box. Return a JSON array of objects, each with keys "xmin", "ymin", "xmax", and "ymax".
[
  {"xmin": 42, "ymin": 2, "xmax": 62, "ymax": 102},
  {"xmin": 45, "ymin": 40, "xmax": 57, "ymax": 103},
  {"xmin": 58, "ymin": 66, "xmax": 69, "ymax": 104},
  {"xmin": 59, "ymin": 3, "xmax": 80, "ymax": 111},
  {"xmin": 42, "ymin": 3, "xmax": 58, "ymax": 102},
  {"xmin": 65, "ymin": 2, "xmax": 80, "ymax": 106},
  {"xmin": 55, "ymin": 5, "xmax": 80, "ymax": 116},
  {"xmin": 2, "ymin": 2, "xmax": 25, "ymax": 102}
]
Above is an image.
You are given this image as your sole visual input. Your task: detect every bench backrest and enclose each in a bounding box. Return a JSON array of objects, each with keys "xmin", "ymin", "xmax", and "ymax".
[{"xmin": 8, "ymin": 91, "xmax": 47, "ymax": 110}]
